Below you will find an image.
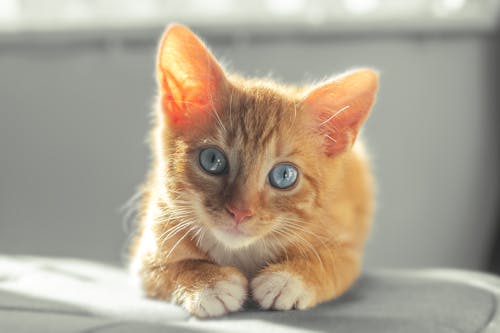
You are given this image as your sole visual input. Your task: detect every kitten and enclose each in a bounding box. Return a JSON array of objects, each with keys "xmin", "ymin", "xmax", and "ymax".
[{"xmin": 130, "ymin": 24, "xmax": 377, "ymax": 318}]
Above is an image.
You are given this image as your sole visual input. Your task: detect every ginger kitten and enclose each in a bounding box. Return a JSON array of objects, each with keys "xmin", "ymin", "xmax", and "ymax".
[{"xmin": 130, "ymin": 24, "xmax": 378, "ymax": 317}]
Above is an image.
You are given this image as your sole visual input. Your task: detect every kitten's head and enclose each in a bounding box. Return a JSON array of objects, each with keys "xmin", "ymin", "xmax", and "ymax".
[{"xmin": 154, "ymin": 25, "xmax": 377, "ymax": 249}]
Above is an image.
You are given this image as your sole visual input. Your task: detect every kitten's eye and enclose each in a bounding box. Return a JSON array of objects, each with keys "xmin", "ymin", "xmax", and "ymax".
[
  {"xmin": 199, "ymin": 147, "xmax": 228, "ymax": 175},
  {"xmin": 268, "ymin": 163, "xmax": 298, "ymax": 189}
]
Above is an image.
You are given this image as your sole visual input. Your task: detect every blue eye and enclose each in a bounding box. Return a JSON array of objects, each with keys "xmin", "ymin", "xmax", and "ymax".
[
  {"xmin": 268, "ymin": 163, "xmax": 298, "ymax": 189},
  {"xmin": 199, "ymin": 147, "xmax": 228, "ymax": 175}
]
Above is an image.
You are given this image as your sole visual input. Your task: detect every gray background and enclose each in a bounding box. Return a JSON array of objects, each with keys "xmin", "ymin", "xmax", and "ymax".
[{"xmin": 0, "ymin": 25, "xmax": 499, "ymax": 271}]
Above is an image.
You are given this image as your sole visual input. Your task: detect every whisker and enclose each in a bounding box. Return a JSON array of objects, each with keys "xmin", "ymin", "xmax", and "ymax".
[
  {"xmin": 166, "ymin": 227, "xmax": 196, "ymax": 259},
  {"xmin": 282, "ymin": 217, "xmax": 334, "ymax": 249},
  {"xmin": 268, "ymin": 233, "xmax": 289, "ymax": 262},
  {"xmin": 325, "ymin": 134, "xmax": 337, "ymax": 143},
  {"xmin": 273, "ymin": 228, "xmax": 308, "ymax": 261},
  {"xmin": 228, "ymin": 90, "xmax": 234, "ymax": 121},
  {"xmin": 319, "ymin": 105, "xmax": 350, "ymax": 126},
  {"xmin": 290, "ymin": 101, "xmax": 298, "ymax": 131},
  {"xmin": 274, "ymin": 220, "xmax": 326, "ymax": 272},
  {"xmin": 120, "ymin": 189, "xmax": 142, "ymax": 233},
  {"xmin": 284, "ymin": 219, "xmax": 339, "ymax": 272},
  {"xmin": 196, "ymin": 229, "xmax": 207, "ymax": 248},
  {"xmin": 158, "ymin": 220, "xmax": 196, "ymax": 248},
  {"xmin": 190, "ymin": 227, "xmax": 203, "ymax": 241},
  {"xmin": 203, "ymin": 56, "xmax": 226, "ymax": 134},
  {"xmin": 158, "ymin": 221, "xmax": 192, "ymax": 239}
]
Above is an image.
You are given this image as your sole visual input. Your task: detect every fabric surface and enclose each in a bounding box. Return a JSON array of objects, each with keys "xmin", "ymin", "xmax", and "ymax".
[{"xmin": 0, "ymin": 256, "xmax": 499, "ymax": 333}]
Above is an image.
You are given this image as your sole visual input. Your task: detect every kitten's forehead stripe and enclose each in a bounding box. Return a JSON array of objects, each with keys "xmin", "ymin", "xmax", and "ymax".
[{"xmin": 228, "ymin": 87, "xmax": 291, "ymax": 160}]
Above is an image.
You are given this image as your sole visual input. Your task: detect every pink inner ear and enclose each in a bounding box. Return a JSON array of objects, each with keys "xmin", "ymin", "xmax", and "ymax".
[
  {"xmin": 159, "ymin": 70, "xmax": 218, "ymax": 126},
  {"xmin": 303, "ymin": 69, "xmax": 378, "ymax": 156},
  {"xmin": 317, "ymin": 105, "xmax": 357, "ymax": 157},
  {"xmin": 156, "ymin": 24, "xmax": 226, "ymax": 128}
]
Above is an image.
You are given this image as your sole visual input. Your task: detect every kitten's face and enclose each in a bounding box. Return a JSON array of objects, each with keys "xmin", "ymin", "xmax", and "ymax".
[
  {"xmin": 168, "ymin": 86, "xmax": 321, "ymax": 249},
  {"xmin": 155, "ymin": 25, "xmax": 377, "ymax": 250}
]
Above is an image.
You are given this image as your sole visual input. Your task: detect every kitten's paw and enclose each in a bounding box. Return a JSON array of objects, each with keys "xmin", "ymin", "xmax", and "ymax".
[
  {"xmin": 185, "ymin": 273, "xmax": 248, "ymax": 318},
  {"xmin": 251, "ymin": 271, "xmax": 314, "ymax": 310}
]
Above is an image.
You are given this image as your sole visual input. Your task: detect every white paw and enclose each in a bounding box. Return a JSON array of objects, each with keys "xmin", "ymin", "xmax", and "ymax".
[
  {"xmin": 185, "ymin": 274, "xmax": 247, "ymax": 318},
  {"xmin": 251, "ymin": 271, "xmax": 313, "ymax": 310}
]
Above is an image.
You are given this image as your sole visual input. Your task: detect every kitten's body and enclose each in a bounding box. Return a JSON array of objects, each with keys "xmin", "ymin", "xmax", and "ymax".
[{"xmin": 130, "ymin": 25, "xmax": 377, "ymax": 317}]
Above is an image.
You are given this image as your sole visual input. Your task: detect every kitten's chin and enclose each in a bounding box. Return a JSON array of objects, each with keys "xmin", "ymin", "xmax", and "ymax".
[{"xmin": 210, "ymin": 227, "xmax": 258, "ymax": 249}]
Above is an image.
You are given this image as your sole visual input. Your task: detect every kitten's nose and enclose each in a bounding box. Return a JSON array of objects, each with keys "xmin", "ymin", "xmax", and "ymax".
[{"xmin": 225, "ymin": 204, "xmax": 253, "ymax": 224}]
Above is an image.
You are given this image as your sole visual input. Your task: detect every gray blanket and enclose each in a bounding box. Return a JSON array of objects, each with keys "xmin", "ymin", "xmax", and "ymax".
[{"xmin": 0, "ymin": 256, "xmax": 499, "ymax": 333}]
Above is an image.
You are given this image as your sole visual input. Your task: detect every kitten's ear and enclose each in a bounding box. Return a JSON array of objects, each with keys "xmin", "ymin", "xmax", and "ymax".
[
  {"xmin": 303, "ymin": 69, "xmax": 378, "ymax": 157},
  {"xmin": 156, "ymin": 24, "xmax": 227, "ymax": 127}
]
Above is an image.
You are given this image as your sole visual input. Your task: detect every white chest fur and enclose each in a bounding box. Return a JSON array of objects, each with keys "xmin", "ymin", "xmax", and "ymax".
[{"xmin": 198, "ymin": 233, "xmax": 281, "ymax": 278}]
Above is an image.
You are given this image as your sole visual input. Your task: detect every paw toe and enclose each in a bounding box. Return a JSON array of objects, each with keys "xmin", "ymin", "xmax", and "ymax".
[
  {"xmin": 251, "ymin": 271, "xmax": 313, "ymax": 311},
  {"xmin": 186, "ymin": 273, "xmax": 248, "ymax": 317}
]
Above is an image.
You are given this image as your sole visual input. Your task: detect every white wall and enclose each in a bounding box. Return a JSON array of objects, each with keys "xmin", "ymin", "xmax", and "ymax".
[{"xmin": 0, "ymin": 27, "xmax": 498, "ymax": 270}]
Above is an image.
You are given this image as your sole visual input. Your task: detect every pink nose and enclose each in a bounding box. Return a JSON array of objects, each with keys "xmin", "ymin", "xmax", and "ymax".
[{"xmin": 225, "ymin": 204, "xmax": 253, "ymax": 224}]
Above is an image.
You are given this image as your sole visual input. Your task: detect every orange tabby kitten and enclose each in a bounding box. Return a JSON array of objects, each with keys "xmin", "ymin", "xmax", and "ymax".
[{"xmin": 130, "ymin": 24, "xmax": 378, "ymax": 318}]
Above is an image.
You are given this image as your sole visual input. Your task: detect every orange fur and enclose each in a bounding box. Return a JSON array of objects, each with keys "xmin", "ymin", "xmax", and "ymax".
[{"xmin": 129, "ymin": 24, "xmax": 378, "ymax": 317}]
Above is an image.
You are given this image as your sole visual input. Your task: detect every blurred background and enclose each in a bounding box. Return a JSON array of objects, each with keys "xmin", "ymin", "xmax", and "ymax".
[{"xmin": 0, "ymin": 0, "xmax": 499, "ymax": 273}]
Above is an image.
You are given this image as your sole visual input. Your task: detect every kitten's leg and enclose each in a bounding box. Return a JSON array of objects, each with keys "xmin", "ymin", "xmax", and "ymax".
[
  {"xmin": 141, "ymin": 259, "xmax": 248, "ymax": 317},
  {"xmin": 251, "ymin": 247, "xmax": 361, "ymax": 310}
]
